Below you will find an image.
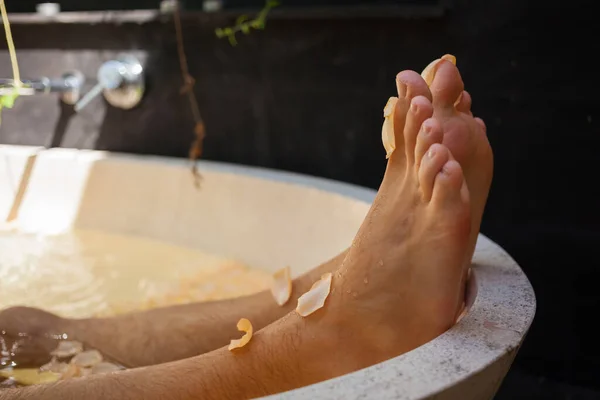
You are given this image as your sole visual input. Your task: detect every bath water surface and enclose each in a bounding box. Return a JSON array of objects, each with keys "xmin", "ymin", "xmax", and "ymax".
[{"xmin": 0, "ymin": 228, "xmax": 271, "ymax": 318}]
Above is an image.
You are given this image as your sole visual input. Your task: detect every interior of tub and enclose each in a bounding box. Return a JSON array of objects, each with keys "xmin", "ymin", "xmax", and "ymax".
[{"xmin": 0, "ymin": 145, "xmax": 379, "ymax": 317}]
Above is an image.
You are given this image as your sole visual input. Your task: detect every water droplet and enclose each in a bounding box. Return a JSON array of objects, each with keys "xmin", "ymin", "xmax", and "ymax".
[
  {"xmin": 346, "ymin": 289, "xmax": 351, "ymax": 294},
  {"xmin": 378, "ymin": 260, "xmax": 384, "ymax": 266},
  {"xmin": 363, "ymin": 277, "xmax": 368, "ymax": 284},
  {"xmin": 352, "ymin": 291, "xmax": 358, "ymax": 298}
]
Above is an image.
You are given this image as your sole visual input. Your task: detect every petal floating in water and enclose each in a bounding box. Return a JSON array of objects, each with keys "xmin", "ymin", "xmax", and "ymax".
[
  {"xmin": 50, "ymin": 340, "xmax": 83, "ymax": 358},
  {"xmin": 0, "ymin": 368, "xmax": 61, "ymax": 385},
  {"xmin": 90, "ymin": 362, "xmax": 122, "ymax": 375},
  {"xmin": 71, "ymin": 350, "xmax": 103, "ymax": 368}
]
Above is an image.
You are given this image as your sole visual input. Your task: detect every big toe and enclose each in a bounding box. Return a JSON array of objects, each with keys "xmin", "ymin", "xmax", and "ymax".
[{"xmin": 429, "ymin": 60, "xmax": 464, "ymax": 112}]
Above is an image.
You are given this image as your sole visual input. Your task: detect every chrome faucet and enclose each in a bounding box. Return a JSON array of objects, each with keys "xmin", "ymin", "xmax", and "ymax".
[
  {"xmin": 74, "ymin": 54, "xmax": 145, "ymax": 112},
  {"xmin": 0, "ymin": 54, "xmax": 144, "ymax": 111},
  {"xmin": 0, "ymin": 71, "xmax": 84, "ymax": 105}
]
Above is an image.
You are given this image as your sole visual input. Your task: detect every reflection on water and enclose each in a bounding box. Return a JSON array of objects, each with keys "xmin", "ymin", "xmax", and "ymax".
[
  {"xmin": 0, "ymin": 228, "xmax": 271, "ymax": 318},
  {"xmin": 0, "ymin": 333, "xmax": 125, "ymax": 389}
]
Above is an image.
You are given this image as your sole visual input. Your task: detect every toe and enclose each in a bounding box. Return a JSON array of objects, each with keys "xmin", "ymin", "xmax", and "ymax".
[
  {"xmin": 455, "ymin": 90, "xmax": 472, "ymax": 115},
  {"xmin": 414, "ymin": 118, "xmax": 443, "ymax": 168},
  {"xmin": 431, "ymin": 159, "xmax": 465, "ymax": 204},
  {"xmin": 396, "ymin": 70, "xmax": 432, "ymax": 103},
  {"xmin": 474, "ymin": 117, "xmax": 486, "ymax": 133},
  {"xmin": 418, "ymin": 143, "xmax": 450, "ymax": 202},
  {"xmin": 402, "ymin": 96, "xmax": 434, "ymax": 165},
  {"xmin": 393, "ymin": 71, "xmax": 433, "ymax": 142},
  {"xmin": 429, "ymin": 60, "xmax": 464, "ymax": 112}
]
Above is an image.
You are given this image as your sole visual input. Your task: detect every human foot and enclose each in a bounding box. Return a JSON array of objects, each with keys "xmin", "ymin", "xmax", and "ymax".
[
  {"xmin": 266, "ymin": 100, "xmax": 476, "ymax": 390},
  {"xmin": 323, "ymin": 96, "xmax": 472, "ymax": 366},
  {"xmin": 393, "ymin": 61, "xmax": 492, "ymax": 307}
]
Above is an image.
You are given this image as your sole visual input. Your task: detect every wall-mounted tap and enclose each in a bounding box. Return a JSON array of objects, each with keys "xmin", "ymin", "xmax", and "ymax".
[
  {"xmin": 0, "ymin": 71, "xmax": 84, "ymax": 105},
  {"xmin": 74, "ymin": 54, "xmax": 145, "ymax": 112},
  {"xmin": 0, "ymin": 54, "xmax": 144, "ymax": 111}
]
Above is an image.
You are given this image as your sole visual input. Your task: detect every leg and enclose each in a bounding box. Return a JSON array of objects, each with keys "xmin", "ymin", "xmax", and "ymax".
[
  {"xmin": 0, "ymin": 75, "xmax": 436, "ymax": 369},
  {"xmin": 0, "ymin": 81, "xmax": 487, "ymax": 400}
]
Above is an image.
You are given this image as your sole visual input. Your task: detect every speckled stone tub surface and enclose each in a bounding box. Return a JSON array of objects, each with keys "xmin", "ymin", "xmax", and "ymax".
[{"xmin": 0, "ymin": 145, "xmax": 535, "ymax": 400}]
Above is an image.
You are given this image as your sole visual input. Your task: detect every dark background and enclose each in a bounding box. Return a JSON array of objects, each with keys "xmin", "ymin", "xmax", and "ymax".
[{"xmin": 0, "ymin": 0, "xmax": 598, "ymax": 399}]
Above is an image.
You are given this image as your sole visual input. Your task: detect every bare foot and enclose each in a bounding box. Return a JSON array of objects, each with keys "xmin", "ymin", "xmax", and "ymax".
[
  {"xmin": 291, "ymin": 96, "xmax": 473, "ymax": 383},
  {"xmin": 396, "ymin": 63, "xmax": 493, "ymax": 312},
  {"xmin": 339, "ymin": 94, "xmax": 471, "ymax": 350}
]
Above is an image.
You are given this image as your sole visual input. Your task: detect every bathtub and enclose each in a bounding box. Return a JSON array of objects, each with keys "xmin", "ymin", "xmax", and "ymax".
[{"xmin": 0, "ymin": 144, "xmax": 535, "ymax": 399}]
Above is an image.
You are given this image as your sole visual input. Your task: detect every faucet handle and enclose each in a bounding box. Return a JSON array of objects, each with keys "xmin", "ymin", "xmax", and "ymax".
[{"xmin": 74, "ymin": 55, "xmax": 144, "ymax": 112}]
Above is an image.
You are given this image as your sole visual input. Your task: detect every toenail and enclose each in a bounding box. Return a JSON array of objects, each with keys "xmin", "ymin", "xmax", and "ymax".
[
  {"xmin": 421, "ymin": 121, "xmax": 432, "ymax": 135},
  {"xmin": 411, "ymin": 102, "xmax": 419, "ymax": 114},
  {"xmin": 428, "ymin": 148, "xmax": 436, "ymax": 158}
]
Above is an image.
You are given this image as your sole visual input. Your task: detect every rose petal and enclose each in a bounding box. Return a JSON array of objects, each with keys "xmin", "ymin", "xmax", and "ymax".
[
  {"xmin": 420, "ymin": 54, "xmax": 457, "ymax": 86},
  {"xmin": 382, "ymin": 96, "xmax": 398, "ymax": 158},
  {"xmin": 50, "ymin": 340, "xmax": 83, "ymax": 358},
  {"xmin": 295, "ymin": 272, "xmax": 333, "ymax": 317},
  {"xmin": 71, "ymin": 350, "xmax": 103, "ymax": 368},
  {"xmin": 90, "ymin": 362, "xmax": 122, "ymax": 375},
  {"xmin": 40, "ymin": 357, "xmax": 70, "ymax": 374},
  {"xmin": 228, "ymin": 318, "xmax": 253, "ymax": 351},
  {"xmin": 0, "ymin": 368, "xmax": 61, "ymax": 385},
  {"xmin": 270, "ymin": 266, "xmax": 292, "ymax": 306}
]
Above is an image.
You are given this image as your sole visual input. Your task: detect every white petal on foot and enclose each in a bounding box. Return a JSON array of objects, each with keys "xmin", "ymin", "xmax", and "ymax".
[
  {"xmin": 421, "ymin": 54, "xmax": 456, "ymax": 86},
  {"xmin": 228, "ymin": 318, "xmax": 253, "ymax": 351},
  {"xmin": 296, "ymin": 273, "xmax": 333, "ymax": 317},
  {"xmin": 382, "ymin": 97, "xmax": 399, "ymax": 158}
]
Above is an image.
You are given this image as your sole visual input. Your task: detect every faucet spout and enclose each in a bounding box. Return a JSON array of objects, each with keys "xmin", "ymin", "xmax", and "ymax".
[{"xmin": 0, "ymin": 71, "xmax": 84, "ymax": 105}]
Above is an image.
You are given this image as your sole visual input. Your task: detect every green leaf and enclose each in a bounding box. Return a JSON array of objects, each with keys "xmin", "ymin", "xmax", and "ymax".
[
  {"xmin": 0, "ymin": 91, "xmax": 19, "ymax": 108},
  {"xmin": 236, "ymin": 15, "xmax": 249, "ymax": 25},
  {"xmin": 227, "ymin": 34, "xmax": 238, "ymax": 46},
  {"xmin": 250, "ymin": 20, "xmax": 264, "ymax": 29}
]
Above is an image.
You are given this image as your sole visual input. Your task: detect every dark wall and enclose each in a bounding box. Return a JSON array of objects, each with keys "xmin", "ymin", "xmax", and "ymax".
[{"xmin": 0, "ymin": 0, "xmax": 597, "ymax": 396}]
